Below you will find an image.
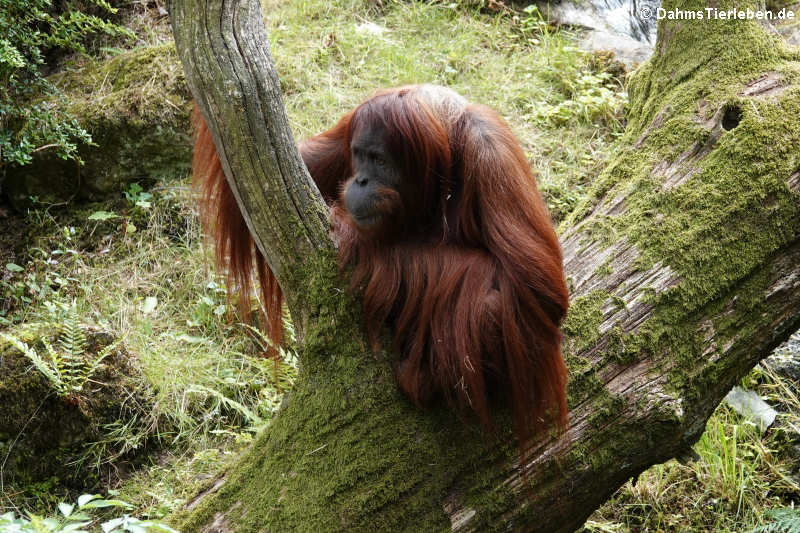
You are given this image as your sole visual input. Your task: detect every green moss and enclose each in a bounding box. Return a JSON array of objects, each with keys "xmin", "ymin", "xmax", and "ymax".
[
  {"xmin": 582, "ymin": 215, "xmax": 618, "ymax": 248},
  {"xmin": 605, "ymin": 327, "xmax": 635, "ymax": 365},
  {"xmin": 0, "ymin": 325, "xmax": 153, "ymax": 489},
  {"xmin": 54, "ymin": 43, "xmax": 189, "ymax": 125},
  {"xmin": 595, "ymin": 254, "xmax": 614, "ymax": 278},
  {"xmin": 561, "ymin": 0, "xmax": 800, "ymax": 398},
  {"xmin": 563, "ymin": 290, "xmax": 611, "ymax": 354},
  {"xmin": 170, "ymin": 247, "xmax": 494, "ymax": 532},
  {"xmin": 567, "ymin": 363, "xmax": 604, "ymax": 407},
  {"xmin": 173, "ymin": 361, "xmax": 468, "ymax": 530},
  {"xmin": 562, "ymin": 291, "xmax": 621, "ymax": 404},
  {"xmin": 4, "ymin": 44, "xmax": 192, "ymax": 209},
  {"xmin": 591, "ymin": 389, "xmax": 627, "ymax": 426}
]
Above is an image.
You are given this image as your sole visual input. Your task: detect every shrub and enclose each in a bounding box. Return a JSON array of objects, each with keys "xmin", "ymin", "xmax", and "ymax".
[{"xmin": 0, "ymin": 0, "xmax": 132, "ymax": 168}]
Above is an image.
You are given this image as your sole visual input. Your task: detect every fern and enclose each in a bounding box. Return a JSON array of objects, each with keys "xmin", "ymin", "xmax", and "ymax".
[
  {"xmin": 0, "ymin": 305, "xmax": 116, "ymax": 397},
  {"xmin": 59, "ymin": 306, "xmax": 88, "ymax": 388},
  {"xmin": 748, "ymin": 508, "xmax": 800, "ymax": 533},
  {"xmin": 0, "ymin": 334, "xmax": 67, "ymax": 395}
]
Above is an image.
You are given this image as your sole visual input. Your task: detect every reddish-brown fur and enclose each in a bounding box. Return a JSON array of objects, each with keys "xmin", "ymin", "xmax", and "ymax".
[{"xmin": 192, "ymin": 85, "xmax": 569, "ymax": 450}]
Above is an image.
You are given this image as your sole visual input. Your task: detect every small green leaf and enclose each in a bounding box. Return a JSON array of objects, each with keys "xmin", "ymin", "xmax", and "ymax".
[
  {"xmin": 102, "ymin": 516, "xmax": 125, "ymax": 532},
  {"xmin": 81, "ymin": 498, "xmax": 132, "ymax": 509},
  {"xmin": 176, "ymin": 334, "xmax": 207, "ymax": 344},
  {"xmin": 59, "ymin": 502, "xmax": 75, "ymax": 517},
  {"xmin": 6, "ymin": 263, "xmax": 23, "ymax": 272},
  {"xmin": 77, "ymin": 494, "xmax": 100, "ymax": 508},
  {"xmin": 62, "ymin": 520, "xmax": 92, "ymax": 531},
  {"xmin": 145, "ymin": 522, "xmax": 179, "ymax": 533},
  {"xmin": 88, "ymin": 210, "xmax": 119, "ymax": 221}
]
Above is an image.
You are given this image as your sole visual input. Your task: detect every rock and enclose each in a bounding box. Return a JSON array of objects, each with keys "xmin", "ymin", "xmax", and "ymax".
[
  {"xmin": 543, "ymin": 0, "xmax": 800, "ymax": 71},
  {"xmin": 4, "ymin": 44, "xmax": 192, "ymax": 211},
  {"xmin": 770, "ymin": 2, "xmax": 800, "ymax": 46},
  {"xmin": 723, "ymin": 386, "xmax": 777, "ymax": 433},
  {"xmin": 764, "ymin": 329, "xmax": 800, "ymax": 384},
  {"xmin": 542, "ymin": 0, "xmax": 657, "ymax": 70},
  {"xmin": 580, "ymin": 30, "xmax": 655, "ymax": 71}
]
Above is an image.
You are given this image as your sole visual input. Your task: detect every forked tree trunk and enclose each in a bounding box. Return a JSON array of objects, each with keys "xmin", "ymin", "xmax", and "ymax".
[{"xmin": 167, "ymin": 0, "xmax": 800, "ymax": 530}]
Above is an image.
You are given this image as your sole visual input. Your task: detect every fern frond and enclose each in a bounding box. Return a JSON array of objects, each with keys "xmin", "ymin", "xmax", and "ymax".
[
  {"xmin": 0, "ymin": 333, "xmax": 66, "ymax": 394},
  {"xmin": 748, "ymin": 508, "xmax": 800, "ymax": 533},
  {"xmin": 42, "ymin": 338, "xmax": 66, "ymax": 387},
  {"xmin": 82, "ymin": 342, "xmax": 116, "ymax": 387},
  {"xmin": 1, "ymin": 308, "xmax": 115, "ymax": 397},
  {"xmin": 59, "ymin": 305, "xmax": 88, "ymax": 359}
]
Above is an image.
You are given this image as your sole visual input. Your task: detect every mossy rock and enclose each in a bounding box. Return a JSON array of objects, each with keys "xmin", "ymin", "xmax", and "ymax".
[
  {"xmin": 4, "ymin": 44, "xmax": 193, "ymax": 211},
  {"xmin": 0, "ymin": 325, "xmax": 154, "ymax": 488}
]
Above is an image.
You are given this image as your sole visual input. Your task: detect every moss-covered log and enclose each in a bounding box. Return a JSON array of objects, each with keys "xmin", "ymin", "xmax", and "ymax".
[{"xmin": 167, "ymin": 0, "xmax": 800, "ymax": 530}]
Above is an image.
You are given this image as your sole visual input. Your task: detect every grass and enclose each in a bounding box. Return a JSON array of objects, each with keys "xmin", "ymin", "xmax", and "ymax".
[
  {"xmin": 0, "ymin": 187, "xmax": 294, "ymax": 514},
  {"xmin": 1, "ymin": 0, "xmax": 797, "ymax": 530},
  {"xmin": 263, "ymin": 0, "xmax": 626, "ymax": 222},
  {"xmin": 586, "ymin": 363, "xmax": 800, "ymax": 532}
]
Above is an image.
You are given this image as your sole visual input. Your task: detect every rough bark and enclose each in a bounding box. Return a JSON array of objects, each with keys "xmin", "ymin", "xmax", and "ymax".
[
  {"xmin": 168, "ymin": 0, "xmax": 800, "ymax": 531},
  {"xmin": 168, "ymin": 0, "xmax": 332, "ymax": 335}
]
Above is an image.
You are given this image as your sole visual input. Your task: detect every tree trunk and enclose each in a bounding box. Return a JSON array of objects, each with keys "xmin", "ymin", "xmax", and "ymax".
[{"xmin": 167, "ymin": 0, "xmax": 800, "ymax": 530}]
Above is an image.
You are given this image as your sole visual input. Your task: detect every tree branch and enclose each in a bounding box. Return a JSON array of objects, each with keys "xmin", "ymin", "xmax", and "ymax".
[{"xmin": 169, "ymin": 0, "xmax": 332, "ymax": 328}]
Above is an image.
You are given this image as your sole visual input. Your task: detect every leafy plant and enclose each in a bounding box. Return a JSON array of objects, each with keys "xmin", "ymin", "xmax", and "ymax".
[
  {"xmin": 748, "ymin": 508, "xmax": 800, "ymax": 532},
  {"xmin": 517, "ymin": 4, "xmax": 550, "ymax": 44},
  {"xmin": 0, "ymin": 303, "xmax": 115, "ymax": 397},
  {"xmin": 0, "ymin": 0, "xmax": 132, "ymax": 168},
  {"xmin": 124, "ymin": 183, "xmax": 153, "ymax": 209},
  {"xmin": 532, "ymin": 71, "xmax": 627, "ymax": 127},
  {"xmin": 0, "ymin": 493, "xmax": 177, "ymax": 533},
  {"xmin": 88, "ymin": 210, "xmax": 120, "ymax": 221},
  {"xmin": 0, "ymin": 236, "xmax": 84, "ymax": 325},
  {"xmin": 187, "ymin": 280, "xmax": 228, "ymax": 332}
]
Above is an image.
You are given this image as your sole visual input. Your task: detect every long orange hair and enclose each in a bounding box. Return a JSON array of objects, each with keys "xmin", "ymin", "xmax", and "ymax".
[{"xmin": 193, "ymin": 85, "xmax": 569, "ymax": 450}]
